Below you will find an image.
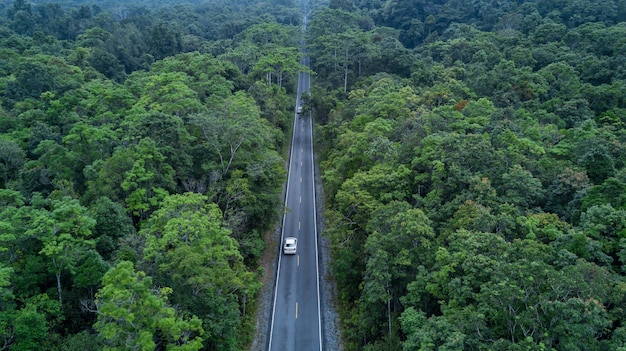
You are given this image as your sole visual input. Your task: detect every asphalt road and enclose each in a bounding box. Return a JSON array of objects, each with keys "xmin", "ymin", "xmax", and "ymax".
[{"xmin": 267, "ymin": 59, "xmax": 320, "ymax": 350}]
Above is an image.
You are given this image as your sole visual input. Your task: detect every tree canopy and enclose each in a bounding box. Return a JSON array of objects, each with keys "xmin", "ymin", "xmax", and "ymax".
[
  {"xmin": 0, "ymin": 0, "xmax": 299, "ymax": 349},
  {"xmin": 310, "ymin": 1, "xmax": 626, "ymax": 350}
]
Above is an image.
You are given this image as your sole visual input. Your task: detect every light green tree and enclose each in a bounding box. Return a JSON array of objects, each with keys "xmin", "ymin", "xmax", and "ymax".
[
  {"xmin": 360, "ymin": 201, "xmax": 435, "ymax": 347},
  {"xmin": 141, "ymin": 192, "xmax": 259, "ymax": 350},
  {"xmin": 252, "ymin": 46, "xmax": 306, "ymax": 88},
  {"xmin": 26, "ymin": 196, "xmax": 96, "ymax": 305},
  {"xmin": 95, "ymin": 261, "xmax": 203, "ymax": 351},
  {"xmin": 191, "ymin": 91, "xmax": 276, "ymax": 180},
  {"xmin": 312, "ymin": 29, "xmax": 377, "ymax": 92}
]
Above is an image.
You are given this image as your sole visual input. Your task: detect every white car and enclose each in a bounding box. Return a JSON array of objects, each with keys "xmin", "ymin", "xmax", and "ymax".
[
  {"xmin": 283, "ymin": 237, "xmax": 297, "ymax": 255},
  {"xmin": 296, "ymin": 105, "xmax": 303, "ymax": 114}
]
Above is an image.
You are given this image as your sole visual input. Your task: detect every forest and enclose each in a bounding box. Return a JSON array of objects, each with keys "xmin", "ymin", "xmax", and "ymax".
[
  {"xmin": 308, "ymin": 0, "xmax": 626, "ymax": 350},
  {"xmin": 0, "ymin": 0, "xmax": 305, "ymax": 349},
  {"xmin": 1, "ymin": 0, "xmax": 626, "ymax": 350}
]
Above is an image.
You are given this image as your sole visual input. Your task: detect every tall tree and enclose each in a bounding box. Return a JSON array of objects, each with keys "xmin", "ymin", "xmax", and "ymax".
[
  {"xmin": 190, "ymin": 91, "xmax": 276, "ymax": 182},
  {"xmin": 312, "ymin": 28, "xmax": 377, "ymax": 92},
  {"xmin": 27, "ymin": 196, "xmax": 96, "ymax": 305},
  {"xmin": 85, "ymin": 138, "xmax": 175, "ymax": 220},
  {"xmin": 141, "ymin": 192, "xmax": 259, "ymax": 350},
  {"xmin": 252, "ymin": 46, "xmax": 305, "ymax": 88},
  {"xmin": 360, "ymin": 201, "xmax": 435, "ymax": 347},
  {"xmin": 94, "ymin": 261, "xmax": 204, "ymax": 351},
  {"xmin": 0, "ymin": 139, "xmax": 26, "ymax": 187}
]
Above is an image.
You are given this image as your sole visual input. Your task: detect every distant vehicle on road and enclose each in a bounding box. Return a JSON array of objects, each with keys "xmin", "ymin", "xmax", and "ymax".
[
  {"xmin": 283, "ymin": 237, "xmax": 297, "ymax": 255},
  {"xmin": 296, "ymin": 105, "xmax": 303, "ymax": 114}
]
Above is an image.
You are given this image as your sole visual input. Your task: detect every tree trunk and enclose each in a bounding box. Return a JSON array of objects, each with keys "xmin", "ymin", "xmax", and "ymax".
[
  {"xmin": 242, "ymin": 294, "xmax": 246, "ymax": 317},
  {"xmin": 344, "ymin": 47, "xmax": 349, "ymax": 93},
  {"xmin": 387, "ymin": 289, "xmax": 391, "ymax": 350},
  {"xmin": 344, "ymin": 65, "xmax": 348, "ymax": 93},
  {"xmin": 51, "ymin": 258, "xmax": 63, "ymax": 305},
  {"xmin": 56, "ymin": 273, "xmax": 63, "ymax": 305}
]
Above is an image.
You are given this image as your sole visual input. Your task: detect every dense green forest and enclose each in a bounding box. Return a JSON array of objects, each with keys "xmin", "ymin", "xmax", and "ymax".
[
  {"xmin": 0, "ymin": 0, "xmax": 305, "ymax": 350},
  {"xmin": 308, "ymin": 0, "xmax": 626, "ymax": 350},
  {"xmin": 2, "ymin": 0, "xmax": 626, "ymax": 350}
]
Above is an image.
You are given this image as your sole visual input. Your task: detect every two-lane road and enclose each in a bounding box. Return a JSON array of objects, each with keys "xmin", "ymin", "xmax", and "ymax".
[{"xmin": 268, "ymin": 63, "xmax": 320, "ymax": 350}]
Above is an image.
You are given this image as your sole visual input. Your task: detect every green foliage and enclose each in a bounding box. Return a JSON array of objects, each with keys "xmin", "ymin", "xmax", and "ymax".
[
  {"xmin": 190, "ymin": 90, "xmax": 286, "ymax": 235},
  {"xmin": 1, "ymin": 294, "xmax": 64, "ymax": 351},
  {"xmin": 228, "ymin": 21, "xmax": 305, "ymax": 89},
  {"xmin": 95, "ymin": 261, "xmax": 204, "ymax": 351},
  {"xmin": 140, "ymin": 192, "xmax": 260, "ymax": 350},
  {"xmin": 4, "ymin": 55, "xmax": 84, "ymax": 107},
  {"xmin": 581, "ymin": 177, "xmax": 626, "ymax": 213},
  {"xmin": 2, "ymin": 195, "xmax": 98, "ymax": 307},
  {"xmin": 128, "ymin": 71, "xmax": 205, "ymax": 116},
  {"xmin": 253, "ymin": 46, "xmax": 305, "ymax": 88},
  {"xmin": 360, "ymin": 201, "xmax": 435, "ymax": 343},
  {"xmin": 85, "ymin": 138, "xmax": 176, "ymax": 220},
  {"xmin": 0, "ymin": 262, "xmax": 14, "ymax": 303},
  {"xmin": 400, "ymin": 308, "xmax": 466, "ymax": 351},
  {"xmin": 55, "ymin": 331, "xmax": 105, "ymax": 351},
  {"xmin": 0, "ymin": 138, "xmax": 26, "ymax": 187},
  {"xmin": 88, "ymin": 196, "xmax": 136, "ymax": 260},
  {"xmin": 0, "ymin": 2, "xmax": 294, "ymax": 348},
  {"xmin": 12, "ymin": 303, "xmax": 50, "ymax": 351},
  {"xmin": 315, "ymin": 2, "xmax": 626, "ymax": 348}
]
